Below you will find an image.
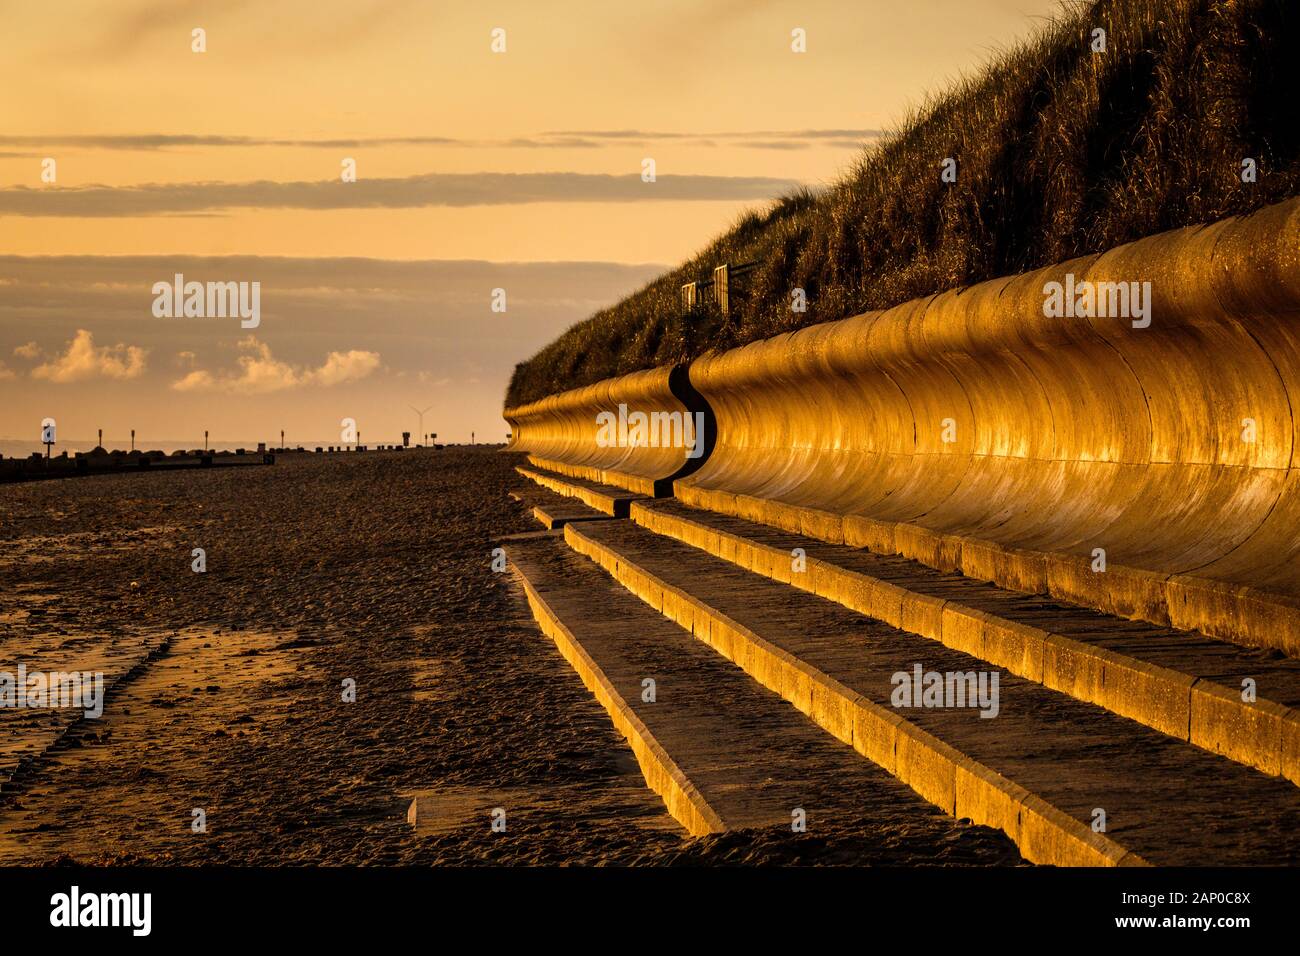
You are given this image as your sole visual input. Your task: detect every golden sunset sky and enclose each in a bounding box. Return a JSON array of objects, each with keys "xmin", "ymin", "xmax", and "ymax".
[{"xmin": 0, "ymin": 0, "xmax": 1061, "ymax": 451}]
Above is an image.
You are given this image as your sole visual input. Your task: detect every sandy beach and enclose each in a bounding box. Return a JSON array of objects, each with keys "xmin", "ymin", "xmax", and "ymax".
[{"xmin": 0, "ymin": 448, "xmax": 1018, "ymax": 866}]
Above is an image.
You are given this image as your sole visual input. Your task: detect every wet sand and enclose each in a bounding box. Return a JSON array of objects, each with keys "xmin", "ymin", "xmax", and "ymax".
[{"xmin": 0, "ymin": 448, "xmax": 1018, "ymax": 865}]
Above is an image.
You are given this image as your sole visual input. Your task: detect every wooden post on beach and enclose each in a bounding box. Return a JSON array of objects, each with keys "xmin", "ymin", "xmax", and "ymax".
[
  {"xmin": 98, "ymin": 428, "xmax": 102, "ymax": 449},
  {"xmin": 205, "ymin": 430, "xmax": 209, "ymax": 451},
  {"xmin": 131, "ymin": 429, "xmax": 135, "ymax": 451}
]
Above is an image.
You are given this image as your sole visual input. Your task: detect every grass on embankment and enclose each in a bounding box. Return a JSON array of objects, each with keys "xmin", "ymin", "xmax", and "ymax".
[{"xmin": 507, "ymin": 0, "xmax": 1300, "ymax": 409}]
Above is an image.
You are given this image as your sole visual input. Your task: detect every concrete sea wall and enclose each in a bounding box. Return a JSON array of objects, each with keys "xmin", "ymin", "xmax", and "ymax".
[{"xmin": 507, "ymin": 197, "xmax": 1300, "ymax": 654}]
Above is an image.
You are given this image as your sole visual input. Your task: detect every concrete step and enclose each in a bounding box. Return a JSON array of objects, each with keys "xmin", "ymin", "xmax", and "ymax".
[
  {"xmin": 564, "ymin": 519, "xmax": 1300, "ymax": 866},
  {"xmin": 631, "ymin": 499, "xmax": 1300, "ymax": 785},
  {"xmin": 516, "ymin": 465, "xmax": 645, "ymax": 518},
  {"xmin": 508, "ymin": 480, "xmax": 614, "ymax": 529},
  {"xmin": 523, "ymin": 454, "xmax": 669, "ymax": 498},
  {"xmin": 501, "ymin": 531, "xmax": 1023, "ymax": 862}
]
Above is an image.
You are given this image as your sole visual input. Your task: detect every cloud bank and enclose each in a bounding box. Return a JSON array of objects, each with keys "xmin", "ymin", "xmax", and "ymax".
[
  {"xmin": 0, "ymin": 129, "xmax": 879, "ymax": 152},
  {"xmin": 0, "ymin": 171, "xmax": 807, "ymax": 218}
]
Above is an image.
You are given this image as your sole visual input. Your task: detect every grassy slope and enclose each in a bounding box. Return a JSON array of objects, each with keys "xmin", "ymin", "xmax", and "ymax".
[{"xmin": 507, "ymin": 0, "xmax": 1300, "ymax": 409}]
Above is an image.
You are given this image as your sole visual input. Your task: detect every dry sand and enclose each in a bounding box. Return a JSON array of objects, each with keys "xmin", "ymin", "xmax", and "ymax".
[{"xmin": 0, "ymin": 448, "xmax": 1018, "ymax": 865}]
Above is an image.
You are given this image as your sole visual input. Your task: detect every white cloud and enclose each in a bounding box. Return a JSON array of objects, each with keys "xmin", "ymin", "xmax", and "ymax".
[
  {"xmin": 171, "ymin": 337, "xmax": 380, "ymax": 393},
  {"xmin": 310, "ymin": 348, "xmax": 382, "ymax": 386},
  {"xmin": 171, "ymin": 369, "xmax": 215, "ymax": 391},
  {"xmin": 13, "ymin": 340, "xmax": 40, "ymax": 360},
  {"xmin": 31, "ymin": 329, "xmax": 147, "ymax": 382}
]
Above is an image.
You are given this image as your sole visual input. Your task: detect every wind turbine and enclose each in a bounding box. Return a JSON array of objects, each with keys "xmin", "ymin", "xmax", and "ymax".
[{"xmin": 410, "ymin": 404, "xmax": 434, "ymax": 446}]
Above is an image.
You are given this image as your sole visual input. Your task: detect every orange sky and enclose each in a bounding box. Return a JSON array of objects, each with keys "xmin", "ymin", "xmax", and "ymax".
[{"xmin": 0, "ymin": 0, "xmax": 1063, "ymax": 450}]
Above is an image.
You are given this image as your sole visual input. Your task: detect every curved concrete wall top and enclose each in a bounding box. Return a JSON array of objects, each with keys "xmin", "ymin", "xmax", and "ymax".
[
  {"xmin": 678, "ymin": 197, "xmax": 1300, "ymax": 653},
  {"xmin": 505, "ymin": 364, "xmax": 708, "ymax": 496}
]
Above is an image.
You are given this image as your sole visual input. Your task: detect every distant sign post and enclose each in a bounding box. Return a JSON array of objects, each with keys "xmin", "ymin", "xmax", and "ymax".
[{"xmin": 41, "ymin": 417, "xmax": 56, "ymax": 461}]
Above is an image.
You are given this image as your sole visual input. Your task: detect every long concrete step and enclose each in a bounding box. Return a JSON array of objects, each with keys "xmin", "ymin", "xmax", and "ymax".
[
  {"xmin": 631, "ymin": 498, "xmax": 1300, "ymax": 785},
  {"xmin": 524, "ymin": 454, "xmax": 668, "ymax": 498},
  {"xmin": 502, "ymin": 531, "xmax": 1023, "ymax": 862},
  {"xmin": 563, "ymin": 519, "xmax": 1300, "ymax": 866},
  {"xmin": 515, "ymin": 466, "xmax": 644, "ymax": 518},
  {"xmin": 508, "ymin": 480, "xmax": 612, "ymax": 529}
]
